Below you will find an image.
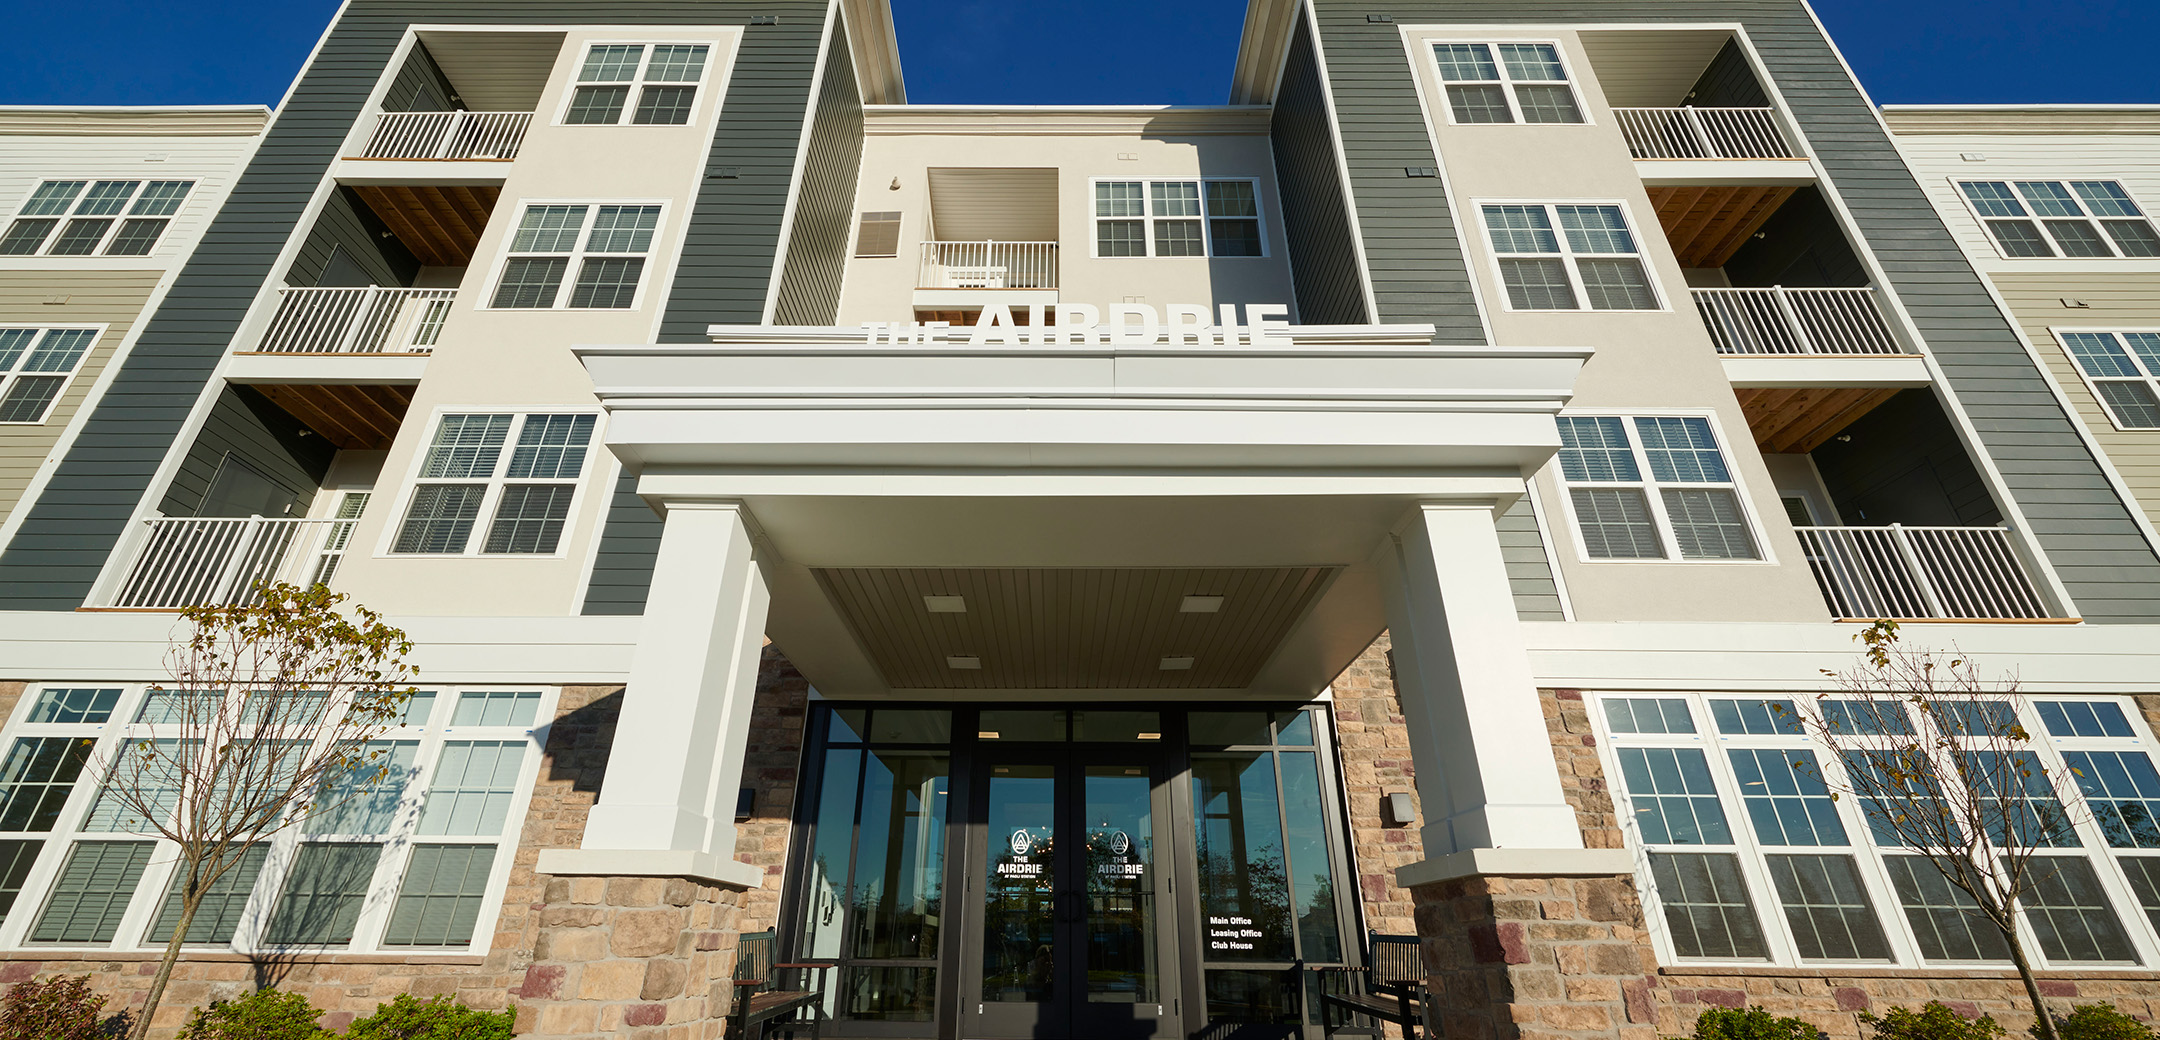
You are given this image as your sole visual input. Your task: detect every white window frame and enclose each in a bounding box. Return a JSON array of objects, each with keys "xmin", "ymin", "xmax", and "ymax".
[
  {"xmin": 1428, "ymin": 40, "xmax": 1589, "ymax": 126},
  {"xmin": 554, "ymin": 40, "xmax": 719, "ymax": 127},
  {"xmin": 1951, "ymin": 178, "xmax": 2160, "ymax": 261},
  {"xmin": 380, "ymin": 408, "xmax": 606, "ymax": 559},
  {"xmin": 2049, "ymin": 328, "xmax": 2160, "ymax": 432},
  {"xmin": 1086, "ymin": 177, "xmax": 1270, "ymax": 259},
  {"xmin": 1590, "ymin": 691, "xmax": 2160, "ymax": 971},
  {"xmin": 0, "ymin": 179, "xmax": 195, "ymax": 258},
  {"xmin": 481, "ymin": 200, "xmax": 668, "ymax": 312},
  {"xmin": 0, "ymin": 326, "xmax": 106, "ymax": 425},
  {"xmin": 0, "ymin": 684, "xmax": 552, "ymax": 956},
  {"xmin": 1550, "ymin": 410, "xmax": 1770, "ymax": 565},
  {"xmin": 1474, "ymin": 199, "xmax": 1665, "ymax": 313}
]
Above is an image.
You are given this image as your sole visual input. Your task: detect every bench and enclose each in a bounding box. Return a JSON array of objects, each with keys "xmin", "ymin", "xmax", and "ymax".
[
  {"xmin": 729, "ymin": 930, "xmax": 828, "ymax": 1040},
  {"xmin": 1313, "ymin": 932, "xmax": 1427, "ymax": 1039}
]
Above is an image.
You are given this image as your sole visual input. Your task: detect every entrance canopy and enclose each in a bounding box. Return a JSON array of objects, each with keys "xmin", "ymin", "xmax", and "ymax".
[{"xmin": 575, "ymin": 322, "xmax": 1591, "ymax": 700}]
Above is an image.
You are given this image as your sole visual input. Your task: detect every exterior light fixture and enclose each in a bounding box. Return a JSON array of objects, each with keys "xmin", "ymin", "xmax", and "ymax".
[{"xmin": 1180, "ymin": 595, "xmax": 1223, "ymax": 613}]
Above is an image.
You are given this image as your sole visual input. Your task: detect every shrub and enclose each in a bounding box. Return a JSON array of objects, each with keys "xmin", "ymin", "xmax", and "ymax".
[
  {"xmin": 0, "ymin": 974, "xmax": 112, "ymax": 1040},
  {"xmin": 2039, "ymin": 1004, "xmax": 2157, "ymax": 1040},
  {"xmin": 1865, "ymin": 1002, "xmax": 2010, "ymax": 1040},
  {"xmin": 176, "ymin": 988, "xmax": 326, "ymax": 1040},
  {"xmin": 342, "ymin": 994, "xmax": 514, "ymax": 1040},
  {"xmin": 1690, "ymin": 1005, "xmax": 1821, "ymax": 1040}
]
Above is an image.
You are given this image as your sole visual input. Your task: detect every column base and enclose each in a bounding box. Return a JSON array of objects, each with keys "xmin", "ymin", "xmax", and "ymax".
[
  {"xmin": 536, "ymin": 848, "xmax": 765, "ymax": 889},
  {"xmin": 1396, "ymin": 846, "xmax": 1634, "ymax": 888}
]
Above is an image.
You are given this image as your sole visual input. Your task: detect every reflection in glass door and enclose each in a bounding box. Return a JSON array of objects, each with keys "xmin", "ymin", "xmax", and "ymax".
[
  {"xmin": 981, "ymin": 764, "xmax": 1057, "ymax": 1006},
  {"xmin": 1084, "ymin": 765, "xmax": 1158, "ymax": 1012}
]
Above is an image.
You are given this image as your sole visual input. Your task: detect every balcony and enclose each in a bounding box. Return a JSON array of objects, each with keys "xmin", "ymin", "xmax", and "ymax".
[
  {"xmin": 1614, "ymin": 107, "xmax": 1798, "ymax": 161},
  {"xmin": 352, "ymin": 111, "xmax": 533, "ymax": 161},
  {"xmin": 1794, "ymin": 525, "xmax": 2061, "ymax": 620},
  {"xmin": 249, "ymin": 286, "xmax": 453, "ymax": 355},
  {"xmin": 107, "ymin": 517, "xmax": 361, "ymax": 609},
  {"xmin": 917, "ymin": 241, "xmax": 1059, "ymax": 290},
  {"xmin": 1692, "ymin": 287, "xmax": 1902, "ymax": 356}
]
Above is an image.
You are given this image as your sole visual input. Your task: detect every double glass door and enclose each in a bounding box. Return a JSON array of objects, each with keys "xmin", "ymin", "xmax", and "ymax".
[{"xmin": 966, "ymin": 745, "xmax": 1174, "ymax": 1039}]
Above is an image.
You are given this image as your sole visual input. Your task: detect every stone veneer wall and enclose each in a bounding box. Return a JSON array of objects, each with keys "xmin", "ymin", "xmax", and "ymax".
[
  {"xmin": 0, "ymin": 649, "xmax": 816, "ymax": 1040},
  {"xmin": 1329, "ymin": 635, "xmax": 1421, "ymax": 938}
]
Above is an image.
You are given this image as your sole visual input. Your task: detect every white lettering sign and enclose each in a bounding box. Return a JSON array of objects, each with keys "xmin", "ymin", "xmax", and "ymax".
[{"xmin": 861, "ymin": 304, "xmax": 1291, "ymax": 347}]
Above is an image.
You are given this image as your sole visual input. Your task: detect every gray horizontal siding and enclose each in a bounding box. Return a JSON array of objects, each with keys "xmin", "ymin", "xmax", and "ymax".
[
  {"xmin": 1271, "ymin": 16, "xmax": 1370, "ymax": 326},
  {"xmin": 1498, "ymin": 496, "xmax": 1565, "ymax": 622},
  {"xmin": 1312, "ymin": 0, "xmax": 2160, "ymax": 621},
  {"xmin": 0, "ymin": 0, "xmax": 831, "ymax": 612}
]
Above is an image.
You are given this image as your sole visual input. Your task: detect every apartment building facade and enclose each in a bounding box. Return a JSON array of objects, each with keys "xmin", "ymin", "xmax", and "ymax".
[{"xmin": 0, "ymin": 2, "xmax": 2156, "ymax": 1039}]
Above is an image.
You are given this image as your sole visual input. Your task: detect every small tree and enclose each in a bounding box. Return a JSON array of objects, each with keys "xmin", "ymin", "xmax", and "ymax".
[
  {"xmin": 90, "ymin": 582, "xmax": 416, "ymax": 1040},
  {"xmin": 1787, "ymin": 622, "xmax": 2088, "ymax": 1040}
]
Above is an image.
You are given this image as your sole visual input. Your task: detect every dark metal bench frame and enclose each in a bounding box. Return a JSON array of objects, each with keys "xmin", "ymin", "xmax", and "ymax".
[
  {"xmin": 1312, "ymin": 931, "xmax": 1425, "ymax": 1039},
  {"xmin": 729, "ymin": 929, "xmax": 829, "ymax": 1040}
]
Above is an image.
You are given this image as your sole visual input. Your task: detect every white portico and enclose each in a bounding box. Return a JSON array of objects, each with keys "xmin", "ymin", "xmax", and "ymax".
[{"xmin": 538, "ymin": 316, "xmax": 1603, "ymax": 886}]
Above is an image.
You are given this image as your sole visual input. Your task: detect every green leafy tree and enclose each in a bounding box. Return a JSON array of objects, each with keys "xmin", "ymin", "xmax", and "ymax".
[
  {"xmin": 342, "ymin": 994, "xmax": 515, "ymax": 1040},
  {"xmin": 1687, "ymin": 1005, "xmax": 1819, "ymax": 1040},
  {"xmin": 2036, "ymin": 1004, "xmax": 2156, "ymax": 1040},
  {"xmin": 0, "ymin": 974, "xmax": 116, "ymax": 1040},
  {"xmin": 175, "ymin": 988, "xmax": 326, "ymax": 1040},
  {"xmin": 91, "ymin": 582, "xmax": 417, "ymax": 1040},
  {"xmin": 1864, "ymin": 1002, "xmax": 2009, "ymax": 1040},
  {"xmin": 1787, "ymin": 623, "xmax": 2091, "ymax": 1040}
]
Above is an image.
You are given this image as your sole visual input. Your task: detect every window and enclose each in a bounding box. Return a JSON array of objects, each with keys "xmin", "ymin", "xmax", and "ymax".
[
  {"xmin": 266, "ymin": 843, "xmax": 381, "ymax": 946},
  {"xmin": 855, "ymin": 211, "xmax": 901, "ymax": 258},
  {"xmin": 490, "ymin": 203, "xmax": 659, "ymax": 310},
  {"xmin": 1481, "ymin": 203, "xmax": 1656, "ymax": 311},
  {"xmin": 563, "ymin": 43, "xmax": 711, "ymax": 126},
  {"xmin": 1093, "ymin": 180, "xmax": 1266, "ymax": 258},
  {"xmin": 1959, "ymin": 180, "xmax": 2160, "ymax": 259},
  {"xmin": 0, "ymin": 328, "xmax": 100, "ymax": 424},
  {"xmin": 1598, "ymin": 692, "xmax": 2160, "ymax": 969},
  {"xmin": 1555, "ymin": 415, "xmax": 1759, "ymax": 561},
  {"xmin": 382, "ymin": 844, "xmax": 495, "ymax": 946},
  {"xmin": 2057, "ymin": 332, "xmax": 2160, "ymax": 430},
  {"xmin": 1, "ymin": 180, "xmax": 193, "ymax": 257},
  {"xmin": 31, "ymin": 841, "xmax": 153, "ymax": 943},
  {"xmin": 393, "ymin": 413, "xmax": 597, "ymax": 556},
  {"xmin": 1432, "ymin": 43, "xmax": 1584, "ymax": 124},
  {"xmin": 145, "ymin": 845, "xmax": 269, "ymax": 944}
]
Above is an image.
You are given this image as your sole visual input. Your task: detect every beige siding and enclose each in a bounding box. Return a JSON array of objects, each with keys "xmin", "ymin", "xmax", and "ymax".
[
  {"xmin": 1991, "ymin": 271, "xmax": 2160, "ymax": 531},
  {"xmin": 0, "ymin": 270, "xmax": 159, "ymax": 517},
  {"xmin": 1891, "ymin": 127, "xmax": 2160, "ymax": 270},
  {"xmin": 0, "ymin": 131, "xmax": 258, "ymax": 268}
]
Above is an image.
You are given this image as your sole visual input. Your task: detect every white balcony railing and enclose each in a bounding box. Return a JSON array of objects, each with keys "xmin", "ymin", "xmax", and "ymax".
[
  {"xmin": 355, "ymin": 110, "xmax": 532, "ymax": 160},
  {"xmin": 252, "ymin": 286, "xmax": 454, "ymax": 354},
  {"xmin": 1794, "ymin": 525, "xmax": 2054, "ymax": 620},
  {"xmin": 917, "ymin": 241, "xmax": 1059, "ymax": 289},
  {"xmin": 110, "ymin": 518, "xmax": 362, "ymax": 609},
  {"xmin": 1692, "ymin": 287, "xmax": 1903, "ymax": 356},
  {"xmin": 1612, "ymin": 107, "xmax": 1798, "ymax": 160}
]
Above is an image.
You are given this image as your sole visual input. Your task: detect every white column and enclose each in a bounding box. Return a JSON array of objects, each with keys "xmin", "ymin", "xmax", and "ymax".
[
  {"xmin": 537, "ymin": 501, "xmax": 768, "ymax": 888},
  {"xmin": 1378, "ymin": 500, "xmax": 1583, "ymax": 856}
]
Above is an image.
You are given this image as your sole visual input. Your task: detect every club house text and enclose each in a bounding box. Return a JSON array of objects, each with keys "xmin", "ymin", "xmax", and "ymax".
[
  {"xmin": 1208, "ymin": 915, "xmax": 1263, "ymax": 952},
  {"xmin": 860, "ymin": 302, "xmax": 1294, "ymax": 347}
]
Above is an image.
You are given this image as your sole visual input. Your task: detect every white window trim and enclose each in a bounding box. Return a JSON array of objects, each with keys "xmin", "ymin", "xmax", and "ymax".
[
  {"xmin": 480, "ymin": 199, "xmax": 669, "ymax": 312},
  {"xmin": 0, "ymin": 325, "xmax": 107, "ymax": 426},
  {"xmin": 2049, "ymin": 327, "xmax": 2160, "ymax": 432},
  {"xmin": 0, "ymin": 684, "xmax": 554, "ymax": 956},
  {"xmin": 1, "ymin": 179, "xmax": 194, "ymax": 259},
  {"xmin": 1950, "ymin": 176, "xmax": 2160, "ymax": 262},
  {"xmin": 1473, "ymin": 198, "xmax": 1667, "ymax": 313},
  {"xmin": 1428, "ymin": 39, "xmax": 1592, "ymax": 127},
  {"xmin": 377, "ymin": 407, "xmax": 606, "ymax": 560},
  {"xmin": 1590, "ymin": 691, "xmax": 2160, "ymax": 971},
  {"xmin": 1550, "ymin": 409, "xmax": 1771, "ymax": 565},
  {"xmin": 1085, "ymin": 176, "xmax": 1271, "ymax": 260},
  {"xmin": 553, "ymin": 40, "xmax": 721, "ymax": 128}
]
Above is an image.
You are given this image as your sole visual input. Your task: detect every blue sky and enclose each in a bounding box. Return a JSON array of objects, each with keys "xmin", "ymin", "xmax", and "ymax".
[{"xmin": 0, "ymin": 0, "xmax": 2153, "ymax": 108}]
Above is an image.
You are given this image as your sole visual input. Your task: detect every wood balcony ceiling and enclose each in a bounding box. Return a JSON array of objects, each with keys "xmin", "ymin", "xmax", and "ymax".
[
  {"xmin": 1734, "ymin": 386, "xmax": 1900, "ymax": 454},
  {"xmin": 1649, "ymin": 185, "xmax": 1796, "ymax": 268},
  {"xmin": 354, "ymin": 184, "xmax": 498, "ymax": 266},
  {"xmin": 249, "ymin": 383, "xmax": 415, "ymax": 450}
]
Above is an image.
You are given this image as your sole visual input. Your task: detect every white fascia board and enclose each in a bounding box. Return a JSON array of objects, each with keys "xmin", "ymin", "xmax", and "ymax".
[
  {"xmin": 1719, "ymin": 354, "xmax": 1932, "ymax": 389},
  {"xmin": 635, "ymin": 471, "xmax": 1530, "ymax": 501},
  {"xmin": 223, "ymin": 352, "xmax": 431, "ymax": 385},
  {"xmin": 1633, "ymin": 158, "xmax": 1819, "ymax": 187},
  {"xmin": 330, "ymin": 159, "xmax": 514, "ymax": 186},
  {"xmin": 1522, "ymin": 620, "xmax": 2160, "ymax": 693}
]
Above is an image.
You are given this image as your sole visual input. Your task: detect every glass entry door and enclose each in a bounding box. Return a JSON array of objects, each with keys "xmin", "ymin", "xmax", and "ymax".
[{"xmin": 966, "ymin": 746, "xmax": 1174, "ymax": 1039}]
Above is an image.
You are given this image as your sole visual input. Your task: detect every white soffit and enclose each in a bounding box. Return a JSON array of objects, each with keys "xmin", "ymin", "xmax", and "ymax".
[
  {"xmin": 417, "ymin": 31, "xmax": 568, "ymax": 112},
  {"xmin": 927, "ymin": 167, "xmax": 1059, "ymax": 242},
  {"xmin": 1575, "ymin": 29, "xmax": 1733, "ymax": 109},
  {"xmin": 814, "ymin": 566, "xmax": 1336, "ymax": 690}
]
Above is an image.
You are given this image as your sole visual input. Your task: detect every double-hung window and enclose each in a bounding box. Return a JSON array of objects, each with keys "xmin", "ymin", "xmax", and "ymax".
[
  {"xmin": 490, "ymin": 203, "xmax": 660, "ymax": 310},
  {"xmin": 0, "ymin": 328, "xmax": 99, "ymax": 424},
  {"xmin": 393, "ymin": 412, "xmax": 598, "ymax": 556},
  {"xmin": 1093, "ymin": 180, "xmax": 1265, "ymax": 258},
  {"xmin": 1482, "ymin": 203, "xmax": 1657, "ymax": 310},
  {"xmin": 1, "ymin": 180, "xmax": 193, "ymax": 257},
  {"xmin": 564, "ymin": 43, "xmax": 711, "ymax": 125},
  {"xmin": 1555, "ymin": 415, "xmax": 1760, "ymax": 561},
  {"xmin": 1433, "ymin": 43, "xmax": 1584, "ymax": 124},
  {"xmin": 1599, "ymin": 693, "xmax": 2160, "ymax": 968},
  {"xmin": 1958, "ymin": 180, "xmax": 2160, "ymax": 259},
  {"xmin": 2056, "ymin": 331, "xmax": 2160, "ymax": 430}
]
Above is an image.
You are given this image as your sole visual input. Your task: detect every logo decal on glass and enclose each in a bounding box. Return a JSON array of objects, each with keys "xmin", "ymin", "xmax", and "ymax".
[
  {"xmin": 1109, "ymin": 829, "xmax": 1131, "ymax": 856},
  {"xmin": 1010, "ymin": 829, "xmax": 1032, "ymax": 856}
]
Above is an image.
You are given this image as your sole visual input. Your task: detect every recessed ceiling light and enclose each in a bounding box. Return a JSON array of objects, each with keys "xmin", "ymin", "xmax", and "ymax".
[
  {"xmin": 1159, "ymin": 656, "xmax": 1194, "ymax": 671},
  {"xmin": 924, "ymin": 595, "xmax": 966, "ymax": 613},
  {"xmin": 1180, "ymin": 595, "xmax": 1223, "ymax": 614},
  {"xmin": 980, "ymin": 731, "xmax": 1002, "ymax": 740},
  {"xmin": 947, "ymin": 655, "xmax": 981, "ymax": 669},
  {"xmin": 1136, "ymin": 732, "xmax": 1162, "ymax": 741}
]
